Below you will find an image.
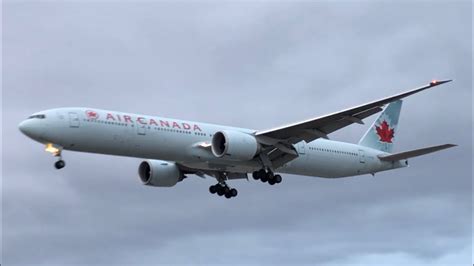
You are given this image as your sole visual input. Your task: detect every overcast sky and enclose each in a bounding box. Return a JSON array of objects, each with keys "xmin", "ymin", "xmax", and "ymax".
[{"xmin": 2, "ymin": 1, "xmax": 472, "ymax": 265}]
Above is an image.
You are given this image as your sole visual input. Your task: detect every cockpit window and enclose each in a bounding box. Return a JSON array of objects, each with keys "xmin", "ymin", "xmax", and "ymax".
[{"xmin": 28, "ymin": 114, "xmax": 46, "ymax": 119}]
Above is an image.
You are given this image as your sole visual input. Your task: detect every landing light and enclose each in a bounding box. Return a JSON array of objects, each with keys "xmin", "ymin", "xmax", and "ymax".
[
  {"xmin": 430, "ymin": 80, "xmax": 438, "ymax": 85},
  {"xmin": 45, "ymin": 143, "xmax": 60, "ymax": 156}
]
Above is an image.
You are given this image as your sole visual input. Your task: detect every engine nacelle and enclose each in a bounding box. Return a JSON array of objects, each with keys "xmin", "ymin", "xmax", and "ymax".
[
  {"xmin": 138, "ymin": 160, "xmax": 183, "ymax": 187},
  {"xmin": 211, "ymin": 130, "xmax": 260, "ymax": 161}
]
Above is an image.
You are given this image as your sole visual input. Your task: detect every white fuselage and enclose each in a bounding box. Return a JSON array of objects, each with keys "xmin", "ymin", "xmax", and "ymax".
[{"xmin": 19, "ymin": 108, "xmax": 406, "ymax": 178}]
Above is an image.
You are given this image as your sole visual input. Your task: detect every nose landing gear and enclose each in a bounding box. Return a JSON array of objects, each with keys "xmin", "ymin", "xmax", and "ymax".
[
  {"xmin": 46, "ymin": 144, "xmax": 66, "ymax": 170},
  {"xmin": 54, "ymin": 159, "xmax": 66, "ymax": 169},
  {"xmin": 53, "ymin": 151, "xmax": 65, "ymax": 169}
]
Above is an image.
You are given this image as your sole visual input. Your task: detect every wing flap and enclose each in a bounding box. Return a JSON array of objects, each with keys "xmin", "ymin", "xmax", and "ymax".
[{"xmin": 378, "ymin": 144, "xmax": 457, "ymax": 161}]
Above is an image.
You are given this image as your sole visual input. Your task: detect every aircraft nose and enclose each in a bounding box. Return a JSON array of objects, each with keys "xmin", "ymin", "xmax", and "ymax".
[
  {"xmin": 19, "ymin": 119, "xmax": 43, "ymax": 140},
  {"xmin": 19, "ymin": 120, "xmax": 30, "ymax": 135}
]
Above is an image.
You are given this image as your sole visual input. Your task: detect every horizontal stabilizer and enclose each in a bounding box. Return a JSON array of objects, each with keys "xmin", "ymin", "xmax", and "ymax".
[{"xmin": 378, "ymin": 144, "xmax": 456, "ymax": 161}]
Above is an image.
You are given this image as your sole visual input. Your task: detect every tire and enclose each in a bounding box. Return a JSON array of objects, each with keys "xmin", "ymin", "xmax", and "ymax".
[
  {"xmin": 230, "ymin": 188, "xmax": 238, "ymax": 197},
  {"xmin": 252, "ymin": 171, "xmax": 260, "ymax": 180},
  {"xmin": 217, "ymin": 186, "xmax": 225, "ymax": 196},
  {"xmin": 261, "ymin": 176, "xmax": 268, "ymax": 182},
  {"xmin": 268, "ymin": 180, "xmax": 276, "ymax": 185},
  {"xmin": 54, "ymin": 160, "xmax": 65, "ymax": 169},
  {"xmin": 209, "ymin": 185, "xmax": 217, "ymax": 194},
  {"xmin": 225, "ymin": 192, "xmax": 232, "ymax": 198},
  {"xmin": 266, "ymin": 172, "xmax": 274, "ymax": 180},
  {"xmin": 274, "ymin": 175, "xmax": 282, "ymax": 184}
]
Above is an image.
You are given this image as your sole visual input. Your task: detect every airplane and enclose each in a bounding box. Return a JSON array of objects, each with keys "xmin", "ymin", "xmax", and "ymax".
[{"xmin": 19, "ymin": 80, "xmax": 456, "ymax": 199}]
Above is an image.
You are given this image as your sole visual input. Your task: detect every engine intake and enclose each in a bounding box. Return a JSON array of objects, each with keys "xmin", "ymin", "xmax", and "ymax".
[
  {"xmin": 138, "ymin": 160, "xmax": 183, "ymax": 187},
  {"xmin": 211, "ymin": 130, "xmax": 260, "ymax": 161}
]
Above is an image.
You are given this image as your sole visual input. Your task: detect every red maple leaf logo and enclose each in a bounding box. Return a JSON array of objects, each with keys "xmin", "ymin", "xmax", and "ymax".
[
  {"xmin": 86, "ymin": 110, "xmax": 99, "ymax": 119},
  {"xmin": 375, "ymin": 120, "xmax": 394, "ymax": 143}
]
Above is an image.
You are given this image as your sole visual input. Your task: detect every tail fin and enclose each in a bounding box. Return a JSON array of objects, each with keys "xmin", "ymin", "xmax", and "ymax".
[{"xmin": 358, "ymin": 100, "xmax": 402, "ymax": 153}]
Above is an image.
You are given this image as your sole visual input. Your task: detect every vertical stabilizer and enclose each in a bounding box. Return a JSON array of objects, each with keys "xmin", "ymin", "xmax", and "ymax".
[{"xmin": 358, "ymin": 100, "xmax": 402, "ymax": 153}]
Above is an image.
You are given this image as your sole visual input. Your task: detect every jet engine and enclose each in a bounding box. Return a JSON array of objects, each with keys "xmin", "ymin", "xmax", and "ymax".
[
  {"xmin": 211, "ymin": 130, "xmax": 260, "ymax": 161},
  {"xmin": 138, "ymin": 160, "xmax": 183, "ymax": 187}
]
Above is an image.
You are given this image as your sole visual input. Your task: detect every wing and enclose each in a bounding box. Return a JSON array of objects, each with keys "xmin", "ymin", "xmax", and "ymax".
[{"xmin": 256, "ymin": 80, "xmax": 452, "ymax": 167}]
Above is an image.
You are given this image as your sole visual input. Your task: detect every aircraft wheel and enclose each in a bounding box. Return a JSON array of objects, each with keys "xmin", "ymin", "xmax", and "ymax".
[
  {"xmin": 217, "ymin": 186, "xmax": 225, "ymax": 196},
  {"xmin": 54, "ymin": 160, "xmax": 65, "ymax": 170},
  {"xmin": 209, "ymin": 185, "xmax": 217, "ymax": 194},
  {"xmin": 253, "ymin": 169, "xmax": 266, "ymax": 180},
  {"xmin": 268, "ymin": 179, "xmax": 276, "ymax": 185},
  {"xmin": 224, "ymin": 191, "xmax": 232, "ymax": 198},
  {"xmin": 262, "ymin": 172, "xmax": 273, "ymax": 183},
  {"xmin": 230, "ymin": 188, "xmax": 238, "ymax": 197},
  {"xmin": 252, "ymin": 171, "xmax": 260, "ymax": 180},
  {"xmin": 274, "ymin": 175, "xmax": 282, "ymax": 184}
]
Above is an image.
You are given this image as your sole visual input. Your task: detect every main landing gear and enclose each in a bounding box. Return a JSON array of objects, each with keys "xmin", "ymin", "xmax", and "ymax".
[
  {"xmin": 207, "ymin": 170, "xmax": 281, "ymax": 199},
  {"xmin": 209, "ymin": 183, "xmax": 238, "ymax": 199},
  {"xmin": 252, "ymin": 169, "xmax": 282, "ymax": 185}
]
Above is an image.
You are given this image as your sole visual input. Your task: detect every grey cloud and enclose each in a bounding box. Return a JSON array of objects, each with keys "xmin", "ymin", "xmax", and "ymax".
[{"xmin": 2, "ymin": 1, "xmax": 472, "ymax": 265}]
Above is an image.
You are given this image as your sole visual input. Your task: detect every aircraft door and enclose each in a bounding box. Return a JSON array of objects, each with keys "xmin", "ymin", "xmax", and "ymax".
[
  {"xmin": 297, "ymin": 142, "xmax": 306, "ymax": 154},
  {"xmin": 358, "ymin": 149, "xmax": 365, "ymax": 163},
  {"xmin": 69, "ymin": 112, "xmax": 80, "ymax": 128},
  {"xmin": 136, "ymin": 123, "xmax": 146, "ymax": 135}
]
